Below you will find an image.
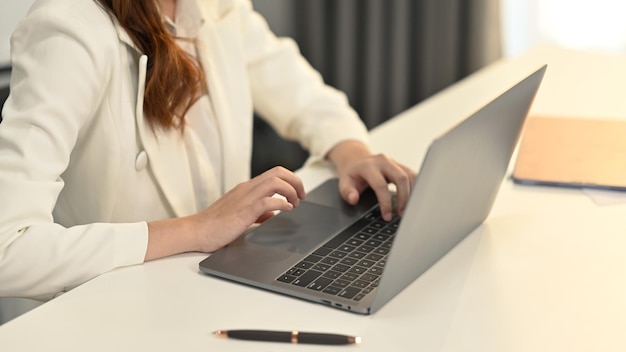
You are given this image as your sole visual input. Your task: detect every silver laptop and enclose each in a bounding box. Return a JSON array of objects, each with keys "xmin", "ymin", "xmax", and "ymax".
[{"xmin": 199, "ymin": 65, "xmax": 547, "ymax": 314}]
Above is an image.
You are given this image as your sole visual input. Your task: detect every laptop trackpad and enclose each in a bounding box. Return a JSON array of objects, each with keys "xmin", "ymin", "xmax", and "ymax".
[{"xmin": 245, "ymin": 200, "xmax": 357, "ymax": 254}]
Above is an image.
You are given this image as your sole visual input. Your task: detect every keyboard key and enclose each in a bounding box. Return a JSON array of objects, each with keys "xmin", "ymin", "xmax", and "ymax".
[
  {"xmin": 355, "ymin": 233, "xmax": 371, "ymax": 240},
  {"xmin": 322, "ymin": 270, "xmax": 341, "ymax": 280},
  {"xmin": 356, "ymin": 245, "xmax": 375, "ymax": 253},
  {"xmin": 353, "ymin": 280, "xmax": 369, "ymax": 289},
  {"xmin": 340, "ymin": 257, "xmax": 358, "ymax": 266},
  {"xmin": 365, "ymin": 240, "xmax": 383, "ymax": 247},
  {"xmin": 312, "ymin": 263, "xmax": 331, "ymax": 272},
  {"xmin": 312, "ymin": 247, "xmax": 332, "ymax": 256},
  {"xmin": 381, "ymin": 227, "xmax": 396, "ymax": 235},
  {"xmin": 373, "ymin": 234, "xmax": 390, "ymax": 241},
  {"xmin": 364, "ymin": 209, "xmax": 381, "ymax": 221},
  {"xmin": 346, "ymin": 238, "xmax": 364, "ymax": 247},
  {"xmin": 374, "ymin": 247, "xmax": 389, "ymax": 255},
  {"xmin": 371, "ymin": 221, "xmax": 386, "ymax": 229},
  {"xmin": 348, "ymin": 251, "xmax": 367, "ymax": 260},
  {"xmin": 295, "ymin": 261, "xmax": 314, "ymax": 269},
  {"xmin": 360, "ymin": 273, "xmax": 378, "ymax": 282},
  {"xmin": 304, "ymin": 254, "xmax": 323, "ymax": 263},
  {"xmin": 364, "ymin": 253, "xmax": 383, "ymax": 261},
  {"xmin": 353, "ymin": 293, "xmax": 366, "ymax": 301},
  {"xmin": 362, "ymin": 227, "xmax": 378, "ymax": 235},
  {"xmin": 339, "ymin": 273, "xmax": 359, "ymax": 282},
  {"xmin": 323, "ymin": 286, "xmax": 341, "ymax": 295},
  {"xmin": 338, "ymin": 244, "xmax": 356, "ymax": 253},
  {"xmin": 333, "ymin": 279, "xmax": 350, "ymax": 288},
  {"xmin": 348, "ymin": 266, "xmax": 366, "ymax": 275},
  {"xmin": 286, "ymin": 267, "xmax": 306, "ymax": 276},
  {"xmin": 329, "ymin": 250, "xmax": 348, "ymax": 259},
  {"xmin": 332, "ymin": 264, "xmax": 350, "ymax": 273},
  {"xmin": 292, "ymin": 270, "xmax": 322, "ymax": 287},
  {"xmin": 308, "ymin": 277, "xmax": 333, "ymax": 291},
  {"xmin": 338, "ymin": 287, "xmax": 361, "ymax": 299},
  {"xmin": 357, "ymin": 259, "xmax": 376, "ymax": 268},
  {"xmin": 277, "ymin": 275, "xmax": 297, "ymax": 283},
  {"xmin": 321, "ymin": 257, "xmax": 339, "ymax": 265},
  {"xmin": 368, "ymin": 267, "xmax": 384, "ymax": 275}
]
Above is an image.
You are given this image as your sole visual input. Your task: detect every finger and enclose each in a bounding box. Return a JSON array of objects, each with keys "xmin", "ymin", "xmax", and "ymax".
[
  {"xmin": 338, "ymin": 160, "xmax": 395, "ymax": 219},
  {"xmin": 255, "ymin": 211, "xmax": 276, "ymax": 223},
  {"xmin": 252, "ymin": 196, "xmax": 294, "ymax": 216},
  {"xmin": 383, "ymin": 165, "xmax": 415, "ymax": 217},
  {"xmin": 369, "ymin": 156, "xmax": 417, "ymax": 217},
  {"xmin": 338, "ymin": 176, "xmax": 368, "ymax": 205},
  {"xmin": 263, "ymin": 166, "xmax": 306, "ymax": 199},
  {"xmin": 266, "ymin": 177, "xmax": 303, "ymax": 208},
  {"xmin": 372, "ymin": 185, "xmax": 394, "ymax": 222},
  {"xmin": 360, "ymin": 172, "xmax": 395, "ymax": 221},
  {"xmin": 251, "ymin": 170, "xmax": 304, "ymax": 208},
  {"xmin": 400, "ymin": 164, "xmax": 418, "ymax": 185}
]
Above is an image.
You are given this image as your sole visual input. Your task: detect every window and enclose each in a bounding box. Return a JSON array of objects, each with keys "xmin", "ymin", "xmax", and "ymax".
[{"xmin": 501, "ymin": 0, "xmax": 626, "ymax": 57}]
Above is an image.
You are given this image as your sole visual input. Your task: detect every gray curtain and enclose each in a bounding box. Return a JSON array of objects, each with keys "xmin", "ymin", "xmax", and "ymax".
[
  {"xmin": 251, "ymin": 0, "xmax": 502, "ymax": 174},
  {"xmin": 291, "ymin": 0, "xmax": 502, "ymax": 128}
]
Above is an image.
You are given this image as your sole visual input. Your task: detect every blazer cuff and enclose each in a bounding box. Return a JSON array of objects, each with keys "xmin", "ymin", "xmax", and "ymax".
[{"xmin": 114, "ymin": 222, "xmax": 149, "ymax": 267}]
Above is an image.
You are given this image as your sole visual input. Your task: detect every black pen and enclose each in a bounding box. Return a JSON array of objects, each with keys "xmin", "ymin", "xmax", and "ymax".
[{"xmin": 213, "ymin": 329, "xmax": 361, "ymax": 345}]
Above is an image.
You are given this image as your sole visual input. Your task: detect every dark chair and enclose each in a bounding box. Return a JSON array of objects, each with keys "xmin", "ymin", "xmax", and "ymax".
[
  {"xmin": 0, "ymin": 86, "xmax": 8, "ymax": 123},
  {"xmin": 0, "ymin": 69, "xmax": 9, "ymax": 124}
]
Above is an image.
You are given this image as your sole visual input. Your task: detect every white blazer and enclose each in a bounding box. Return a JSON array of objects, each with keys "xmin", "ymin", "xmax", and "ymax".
[{"xmin": 0, "ymin": 0, "xmax": 368, "ymax": 300}]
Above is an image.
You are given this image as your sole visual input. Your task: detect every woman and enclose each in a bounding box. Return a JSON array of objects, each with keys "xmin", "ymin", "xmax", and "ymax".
[{"xmin": 0, "ymin": 0, "xmax": 414, "ymax": 301}]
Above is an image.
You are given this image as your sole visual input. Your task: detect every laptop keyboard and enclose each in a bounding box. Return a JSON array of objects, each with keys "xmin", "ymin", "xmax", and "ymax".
[{"xmin": 276, "ymin": 206, "xmax": 399, "ymax": 302}]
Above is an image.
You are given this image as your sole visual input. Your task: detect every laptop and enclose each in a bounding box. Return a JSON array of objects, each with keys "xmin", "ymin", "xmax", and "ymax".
[{"xmin": 199, "ymin": 65, "xmax": 547, "ymax": 315}]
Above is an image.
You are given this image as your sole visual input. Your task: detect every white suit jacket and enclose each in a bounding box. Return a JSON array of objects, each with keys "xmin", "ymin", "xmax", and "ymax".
[{"xmin": 0, "ymin": 0, "xmax": 368, "ymax": 300}]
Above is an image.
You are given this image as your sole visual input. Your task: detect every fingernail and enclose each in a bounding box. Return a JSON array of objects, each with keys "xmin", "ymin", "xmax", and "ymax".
[
  {"xmin": 349, "ymin": 191, "xmax": 358, "ymax": 204},
  {"xmin": 384, "ymin": 212, "xmax": 392, "ymax": 221}
]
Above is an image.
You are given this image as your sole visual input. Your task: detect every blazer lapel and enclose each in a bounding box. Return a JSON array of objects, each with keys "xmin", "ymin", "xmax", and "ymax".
[
  {"xmin": 114, "ymin": 19, "xmax": 197, "ymax": 217},
  {"xmin": 134, "ymin": 55, "xmax": 198, "ymax": 217}
]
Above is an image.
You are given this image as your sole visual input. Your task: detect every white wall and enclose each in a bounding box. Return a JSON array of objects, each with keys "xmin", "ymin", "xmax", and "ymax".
[{"xmin": 0, "ymin": 0, "xmax": 36, "ymax": 67}]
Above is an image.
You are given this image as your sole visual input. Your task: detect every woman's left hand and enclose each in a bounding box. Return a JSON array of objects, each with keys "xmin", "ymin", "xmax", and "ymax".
[{"xmin": 326, "ymin": 141, "xmax": 416, "ymax": 222}]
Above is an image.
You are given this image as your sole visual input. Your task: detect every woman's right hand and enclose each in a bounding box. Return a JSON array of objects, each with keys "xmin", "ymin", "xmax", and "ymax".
[
  {"xmin": 145, "ymin": 166, "xmax": 306, "ymax": 261},
  {"xmin": 193, "ymin": 166, "xmax": 306, "ymax": 252}
]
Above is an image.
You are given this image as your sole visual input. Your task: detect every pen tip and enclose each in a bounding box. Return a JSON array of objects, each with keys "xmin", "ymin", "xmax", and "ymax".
[
  {"xmin": 349, "ymin": 336, "xmax": 362, "ymax": 345},
  {"xmin": 213, "ymin": 330, "xmax": 226, "ymax": 337}
]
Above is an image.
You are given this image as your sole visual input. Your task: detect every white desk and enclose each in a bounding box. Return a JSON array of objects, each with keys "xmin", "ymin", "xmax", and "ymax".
[{"xmin": 2, "ymin": 46, "xmax": 626, "ymax": 351}]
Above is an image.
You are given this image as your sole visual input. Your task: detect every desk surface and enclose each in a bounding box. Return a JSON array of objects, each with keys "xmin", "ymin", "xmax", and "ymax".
[{"xmin": 2, "ymin": 46, "xmax": 626, "ymax": 351}]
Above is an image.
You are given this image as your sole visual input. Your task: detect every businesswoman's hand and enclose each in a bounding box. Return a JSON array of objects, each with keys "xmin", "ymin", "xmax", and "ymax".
[
  {"xmin": 145, "ymin": 166, "xmax": 306, "ymax": 260},
  {"xmin": 327, "ymin": 141, "xmax": 416, "ymax": 222}
]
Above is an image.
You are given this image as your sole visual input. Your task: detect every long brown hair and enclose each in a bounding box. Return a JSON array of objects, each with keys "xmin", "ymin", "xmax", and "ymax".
[{"xmin": 95, "ymin": 0, "xmax": 205, "ymax": 130}]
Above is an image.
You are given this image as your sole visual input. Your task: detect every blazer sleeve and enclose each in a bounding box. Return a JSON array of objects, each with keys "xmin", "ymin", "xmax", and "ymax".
[
  {"xmin": 238, "ymin": 0, "xmax": 370, "ymax": 161},
  {"xmin": 0, "ymin": 2, "xmax": 148, "ymax": 301}
]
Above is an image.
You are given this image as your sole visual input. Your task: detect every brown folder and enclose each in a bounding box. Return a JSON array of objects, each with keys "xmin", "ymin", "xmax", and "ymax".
[{"xmin": 512, "ymin": 116, "xmax": 626, "ymax": 190}]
